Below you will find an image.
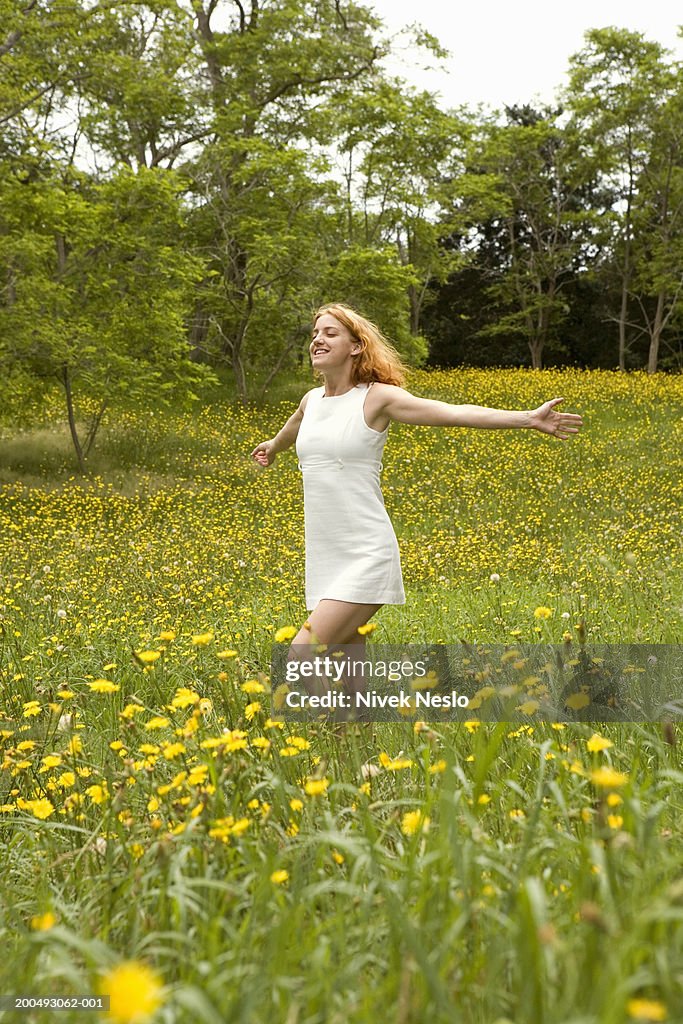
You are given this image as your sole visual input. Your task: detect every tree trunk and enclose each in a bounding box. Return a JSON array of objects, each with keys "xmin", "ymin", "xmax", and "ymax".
[
  {"xmin": 647, "ymin": 290, "xmax": 666, "ymax": 374},
  {"xmin": 62, "ymin": 364, "xmax": 86, "ymax": 474}
]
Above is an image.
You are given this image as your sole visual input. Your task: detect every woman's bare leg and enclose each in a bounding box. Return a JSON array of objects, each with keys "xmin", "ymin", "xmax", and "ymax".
[
  {"xmin": 286, "ymin": 600, "xmax": 383, "ymax": 714},
  {"xmin": 291, "ymin": 599, "xmax": 384, "ymax": 647}
]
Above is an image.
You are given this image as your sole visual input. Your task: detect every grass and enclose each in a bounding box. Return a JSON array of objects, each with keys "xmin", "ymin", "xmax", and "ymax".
[{"xmin": 0, "ymin": 366, "xmax": 682, "ymax": 1023}]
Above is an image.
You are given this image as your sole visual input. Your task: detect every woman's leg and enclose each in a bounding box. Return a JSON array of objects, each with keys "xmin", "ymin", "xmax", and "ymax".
[
  {"xmin": 286, "ymin": 600, "xmax": 383, "ymax": 712},
  {"xmin": 291, "ymin": 599, "xmax": 384, "ymax": 646}
]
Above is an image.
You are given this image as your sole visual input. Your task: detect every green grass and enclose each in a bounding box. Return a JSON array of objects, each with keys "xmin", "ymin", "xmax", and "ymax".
[{"xmin": 1, "ymin": 368, "xmax": 682, "ymax": 1024}]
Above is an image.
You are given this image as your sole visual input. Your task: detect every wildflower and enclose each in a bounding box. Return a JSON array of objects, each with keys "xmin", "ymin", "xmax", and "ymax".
[
  {"xmin": 626, "ymin": 998, "xmax": 667, "ymax": 1021},
  {"xmin": 401, "ymin": 810, "xmax": 430, "ymax": 836},
  {"xmin": 191, "ymin": 632, "xmax": 214, "ymax": 646},
  {"xmin": 429, "ymin": 759, "xmax": 447, "ymax": 775},
  {"xmin": 217, "ymin": 649, "xmax": 238, "ymax": 658},
  {"xmin": 135, "ymin": 650, "xmax": 161, "ymax": 664},
  {"xmin": 270, "ymin": 869, "xmax": 289, "ymax": 884},
  {"xmin": 379, "ymin": 752, "xmax": 413, "ymax": 771},
  {"xmin": 489, "ymin": 573, "xmax": 500, "ymax": 583},
  {"xmin": 245, "ymin": 701, "xmax": 261, "ymax": 721},
  {"xmin": 27, "ymin": 798, "xmax": 55, "ymax": 820},
  {"xmin": 274, "ymin": 626, "xmax": 297, "ymax": 643},
  {"xmin": 85, "ymin": 785, "xmax": 108, "ymax": 804},
  {"xmin": 587, "ymin": 733, "xmax": 613, "ymax": 753},
  {"xmin": 241, "ymin": 679, "xmax": 266, "ymax": 695},
  {"xmin": 304, "ymin": 778, "xmax": 329, "ymax": 796},
  {"xmin": 158, "ymin": 630, "xmax": 175, "ymax": 641},
  {"xmin": 332, "ymin": 850, "xmax": 345, "ymax": 864},
  {"xmin": 22, "ymin": 701, "xmax": 41, "ymax": 718},
  {"xmin": 357, "ymin": 623, "xmax": 377, "ymax": 636},
  {"xmin": 87, "ymin": 679, "xmax": 120, "ymax": 694},
  {"xmin": 607, "ymin": 814, "xmax": 624, "ymax": 829},
  {"xmin": 98, "ymin": 960, "xmax": 164, "ymax": 1024},
  {"xmin": 590, "ymin": 766, "xmax": 629, "ymax": 789},
  {"xmin": 533, "ymin": 606, "xmax": 553, "ymax": 620},
  {"xmin": 30, "ymin": 911, "xmax": 56, "ymax": 931}
]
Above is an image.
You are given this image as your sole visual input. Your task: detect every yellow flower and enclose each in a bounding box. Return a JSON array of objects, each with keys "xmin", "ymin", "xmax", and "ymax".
[
  {"xmin": 332, "ymin": 850, "xmax": 345, "ymax": 864},
  {"xmin": 22, "ymin": 701, "xmax": 41, "ymax": 718},
  {"xmin": 626, "ymin": 998, "xmax": 668, "ymax": 1021},
  {"xmin": 145, "ymin": 716, "xmax": 171, "ymax": 731},
  {"xmin": 135, "ymin": 650, "xmax": 161, "ymax": 664},
  {"xmin": 274, "ymin": 626, "xmax": 297, "ymax": 643},
  {"xmin": 161, "ymin": 742, "xmax": 186, "ymax": 760},
  {"xmin": 270, "ymin": 869, "xmax": 289, "ymax": 884},
  {"xmin": 30, "ymin": 911, "xmax": 56, "ymax": 931},
  {"xmin": 289, "ymin": 798, "xmax": 303, "ymax": 812},
  {"xmin": 158, "ymin": 630, "xmax": 175, "ymax": 641},
  {"xmin": 607, "ymin": 814, "xmax": 624, "ymax": 829},
  {"xmin": 27, "ymin": 798, "xmax": 55, "ymax": 820},
  {"xmin": 590, "ymin": 766, "xmax": 629, "ymax": 789},
  {"xmin": 357, "ymin": 623, "xmax": 377, "ymax": 636},
  {"xmin": 98, "ymin": 960, "xmax": 164, "ymax": 1023},
  {"xmin": 607, "ymin": 793, "xmax": 623, "ymax": 807},
  {"xmin": 401, "ymin": 810, "xmax": 430, "ymax": 836},
  {"xmin": 429, "ymin": 759, "xmax": 447, "ymax": 775},
  {"xmin": 587, "ymin": 733, "xmax": 613, "ymax": 753},
  {"xmin": 245, "ymin": 701, "xmax": 261, "ymax": 721},
  {"xmin": 304, "ymin": 778, "xmax": 329, "ymax": 796},
  {"xmin": 191, "ymin": 632, "xmax": 214, "ymax": 646},
  {"xmin": 85, "ymin": 784, "xmax": 108, "ymax": 804},
  {"xmin": 379, "ymin": 752, "xmax": 413, "ymax": 771},
  {"xmin": 217, "ymin": 649, "xmax": 238, "ymax": 658},
  {"xmin": 88, "ymin": 679, "xmax": 120, "ymax": 694},
  {"xmin": 477, "ymin": 794, "xmax": 491, "ymax": 805},
  {"xmin": 533, "ymin": 606, "xmax": 553, "ymax": 619},
  {"xmin": 57, "ymin": 689, "xmax": 75, "ymax": 699},
  {"xmin": 241, "ymin": 679, "xmax": 266, "ymax": 694},
  {"xmin": 170, "ymin": 688, "xmax": 200, "ymax": 709}
]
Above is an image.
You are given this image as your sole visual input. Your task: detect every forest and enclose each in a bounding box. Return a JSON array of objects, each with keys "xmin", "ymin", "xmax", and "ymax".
[{"xmin": 2, "ymin": 1, "xmax": 682, "ymax": 427}]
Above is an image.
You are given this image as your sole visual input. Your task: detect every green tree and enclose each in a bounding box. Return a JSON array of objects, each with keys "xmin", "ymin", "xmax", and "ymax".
[
  {"xmin": 0, "ymin": 165, "xmax": 216, "ymax": 471},
  {"xmin": 564, "ymin": 28, "xmax": 676, "ymax": 371}
]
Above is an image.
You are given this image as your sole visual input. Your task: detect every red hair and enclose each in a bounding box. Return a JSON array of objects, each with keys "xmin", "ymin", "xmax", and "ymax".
[{"xmin": 312, "ymin": 303, "xmax": 408, "ymax": 387}]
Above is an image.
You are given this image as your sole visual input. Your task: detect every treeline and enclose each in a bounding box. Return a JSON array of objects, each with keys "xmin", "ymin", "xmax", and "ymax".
[{"xmin": 1, "ymin": 2, "xmax": 682, "ymax": 464}]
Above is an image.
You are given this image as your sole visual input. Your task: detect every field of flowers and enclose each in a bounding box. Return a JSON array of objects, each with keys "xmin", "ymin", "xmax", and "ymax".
[{"xmin": 1, "ymin": 367, "xmax": 682, "ymax": 1024}]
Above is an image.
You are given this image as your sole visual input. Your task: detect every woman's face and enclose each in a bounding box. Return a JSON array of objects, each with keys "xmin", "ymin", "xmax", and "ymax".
[{"xmin": 310, "ymin": 313, "xmax": 360, "ymax": 370}]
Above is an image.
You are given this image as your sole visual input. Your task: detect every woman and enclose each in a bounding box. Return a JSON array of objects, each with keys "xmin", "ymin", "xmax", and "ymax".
[{"xmin": 251, "ymin": 303, "xmax": 583, "ymax": 653}]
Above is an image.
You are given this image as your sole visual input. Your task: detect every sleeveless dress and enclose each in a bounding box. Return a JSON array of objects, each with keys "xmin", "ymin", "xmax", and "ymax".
[{"xmin": 295, "ymin": 383, "xmax": 406, "ymax": 611}]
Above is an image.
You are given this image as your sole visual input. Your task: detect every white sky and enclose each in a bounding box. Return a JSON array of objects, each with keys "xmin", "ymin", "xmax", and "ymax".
[{"xmin": 369, "ymin": 0, "xmax": 682, "ymax": 111}]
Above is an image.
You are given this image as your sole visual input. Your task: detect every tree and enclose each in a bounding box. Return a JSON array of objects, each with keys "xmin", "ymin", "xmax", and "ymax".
[
  {"xmin": 564, "ymin": 28, "xmax": 676, "ymax": 371},
  {"xmin": 0, "ymin": 165, "xmax": 216, "ymax": 471},
  {"xmin": 454, "ymin": 105, "xmax": 601, "ymax": 369}
]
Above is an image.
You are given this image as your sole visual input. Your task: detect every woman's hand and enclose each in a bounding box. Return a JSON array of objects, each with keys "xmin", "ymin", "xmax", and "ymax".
[
  {"xmin": 250, "ymin": 440, "xmax": 277, "ymax": 467},
  {"xmin": 529, "ymin": 398, "xmax": 583, "ymax": 440}
]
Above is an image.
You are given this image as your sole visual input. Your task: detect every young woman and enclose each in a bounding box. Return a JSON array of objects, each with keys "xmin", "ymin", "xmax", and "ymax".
[{"xmin": 251, "ymin": 303, "xmax": 583, "ymax": 655}]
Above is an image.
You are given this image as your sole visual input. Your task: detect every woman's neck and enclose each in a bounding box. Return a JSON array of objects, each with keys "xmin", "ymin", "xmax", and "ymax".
[{"xmin": 321, "ymin": 373, "xmax": 355, "ymax": 397}]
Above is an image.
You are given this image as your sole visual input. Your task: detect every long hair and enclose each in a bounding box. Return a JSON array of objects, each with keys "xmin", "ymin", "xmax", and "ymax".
[{"xmin": 312, "ymin": 303, "xmax": 408, "ymax": 387}]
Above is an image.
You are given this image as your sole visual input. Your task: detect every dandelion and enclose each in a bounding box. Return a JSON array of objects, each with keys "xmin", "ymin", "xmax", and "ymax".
[
  {"xmin": 533, "ymin": 606, "xmax": 553, "ymax": 619},
  {"xmin": 270, "ymin": 869, "xmax": 289, "ymax": 884},
  {"xmin": 22, "ymin": 701, "xmax": 41, "ymax": 718},
  {"xmin": 489, "ymin": 573, "xmax": 500, "ymax": 583},
  {"xmin": 626, "ymin": 998, "xmax": 667, "ymax": 1021},
  {"xmin": 607, "ymin": 814, "xmax": 624, "ymax": 829},
  {"xmin": 357, "ymin": 623, "xmax": 377, "ymax": 636},
  {"xmin": 191, "ymin": 632, "xmax": 214, "ymax": 646},
  {"xmin": 30, "ymin": 911, "xmax": 56, "ymax": 931},
  {"xmin": 274, "ymin": 626, "xmax": 297, "ymax": 643},
  {"xmin": 88, "ymin": 679, "xmax": 120, "ymax": 694},
  {"xmin": 98, "ymin": 960, "xmax": 164, "ymax": 1024},
  {"xmin": 158, "ymin": 630, "xmax": 175, "ymax": 641},
  {"xmin": 379, "ymin": 752, "xmax": 413, "ymax": 771},
  {"xmin": 304, "ymin": 778, "xmax": 329, "ymax": 796},
  {"xmin": 217, "ymin": 649, "xmax": 238, "ymax": 658},
  {"xmin": 590, "ymin": 766, "xmax": 629, "ymax": 789},
  {"xmin": 245, "ymin": 701, "xmax": 261, "ymax": 722},
  {"xmin": 587, "ymin": 733, "xmax": 613, "ymax": 753},
  {"xmin": 401, "ymin": 810, "xmax": 430, "ymax": 836},
  {"xmin": 26, "ymin": 798, "xmax": 55, "ymax": 820},
  {"xmin": 135, "ymin": 650, "xmax": 161, "ymax": 664}
]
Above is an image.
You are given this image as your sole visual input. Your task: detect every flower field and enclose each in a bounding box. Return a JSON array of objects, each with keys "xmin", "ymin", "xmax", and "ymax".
[{"xmin": 1, "ymin": 367, "xmax": 682, "ymax": 1024}]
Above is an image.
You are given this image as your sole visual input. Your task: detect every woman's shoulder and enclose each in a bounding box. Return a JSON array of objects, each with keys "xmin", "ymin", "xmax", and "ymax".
[{"xmin": 299, "ymin": 386, "xmax": 324, "ymax": 414}]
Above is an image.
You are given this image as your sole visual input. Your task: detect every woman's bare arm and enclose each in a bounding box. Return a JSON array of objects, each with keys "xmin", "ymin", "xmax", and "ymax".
[
  {"xmin": 251, "ymin": 390, "xmax": 313, "ymax": 466},
  {"xmin": 372, "ymin": 384, "xmax": 583, "ymax": 440}
]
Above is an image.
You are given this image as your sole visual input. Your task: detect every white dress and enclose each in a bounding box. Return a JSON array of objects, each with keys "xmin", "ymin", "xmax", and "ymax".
[{"xmin": 295, "ymin": 382, "xmax": 406, "ymax": 611}]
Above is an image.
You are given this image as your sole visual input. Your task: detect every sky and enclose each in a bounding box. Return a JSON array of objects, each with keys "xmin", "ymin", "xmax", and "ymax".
[{"xmin": 368, "ymin": 0, "xmax": 682, "ymax": 111}]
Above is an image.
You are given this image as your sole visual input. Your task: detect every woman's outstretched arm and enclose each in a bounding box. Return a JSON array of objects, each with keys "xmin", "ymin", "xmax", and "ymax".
[
  {"xmin": 374, "ymin": 385, "xmax": 583, "ymax": 440},
  {"xmin": 251, "ymin": 390, "xmax": 314, "ymax": 467}
]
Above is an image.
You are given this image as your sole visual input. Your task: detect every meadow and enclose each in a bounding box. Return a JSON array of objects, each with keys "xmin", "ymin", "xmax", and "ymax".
[{"xmin": 1, "ymin": 366, "xmax": 682, "ymax": 1024}]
